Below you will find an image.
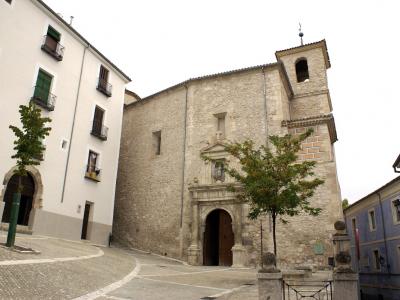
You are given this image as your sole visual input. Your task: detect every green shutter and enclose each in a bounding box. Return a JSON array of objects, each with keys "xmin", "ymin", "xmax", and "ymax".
[
  {"xmin": 34, "ymin": 70, "xmax": 52, "ymax": 103},
  {"xmin": 47, "ymin": 26, "xmax": 61, "ymax": 42}
]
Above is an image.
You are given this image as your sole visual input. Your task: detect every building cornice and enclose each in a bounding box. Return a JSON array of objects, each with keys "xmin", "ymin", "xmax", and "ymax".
[
  {"xmin": 275, "ymin": 40, "xmax": 331, "ymax": 69},
  {"xmin": 125, "ymin": 62, "xmax": 293, "ymax": 109},
  {"xmin": 282, "ymin": 114, "xmax": 337, "ymax": 143}
]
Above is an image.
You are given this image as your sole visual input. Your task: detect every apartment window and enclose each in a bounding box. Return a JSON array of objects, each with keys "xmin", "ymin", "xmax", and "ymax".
[
  {"xmin": 295, "ymin": 58, "xmax": 309, "ymax": 83},
  {"xmin": 373, "ymin": 250, "xmax": 381, "ymax": 270},
  {"xmin": 392, "ymin": 199, "xmax": 400, "ymax": 224},
  {"xmin": 153, "ymin": 131, "xmax": 161, "ymax": 155},
  {"xmin": 91, "ymin": 106, "xmax": 108, "ymax": 141},
  {"xmin": 368, "ymin": 209, "xmax": 376, "ymax": 231},
  {"xmin": 97, "ymin": 65, "xmax": 112, "ymax": 97},
  {"xmin": 212, "ymin": 160, "xmax": 225, "ymax": 183},
  {"xmin": 41, "ymin": 26, "xmax": 64, "ymax": 61},
  {"xmin": 31, "ymin": 69, "xmax": 56, "ymax": 111},
  {"xmin": 85, "ymin": 150, "xmax": 101, "ymax": 182}
]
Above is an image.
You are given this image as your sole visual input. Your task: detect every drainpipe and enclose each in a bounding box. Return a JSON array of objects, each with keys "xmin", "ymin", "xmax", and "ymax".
[
  {"xmin": 61, "ymin": 44, "xmax": 89, "ymax": 203},
  {"xmin": 179, "ymin": 84, "xmax": 189, "ymax": 258},
  {"xmin": 180, "ymin": 84, "xmax": 189, "ymax": 227},
  {"xmin": 261, "ymin": 67, "xmax": 268, "ymax": 145},
  {"xmin": 377, "ymin": 191, "xmax": 390, "ymax": 274},
  {"xmin": 261, "ymin": 68, "xmax": 273, "ymax": 233}
]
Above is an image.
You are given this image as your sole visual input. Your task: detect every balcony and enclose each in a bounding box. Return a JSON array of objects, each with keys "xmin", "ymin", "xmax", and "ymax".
[
  {"xmin": 31, "ymin": 86, "xmax": 56, "ymax": 111},
  {"xmin": 41, "ymin": 35, "xmax": 65, "ymax": 61},
  {"xmin": 97, "ymin": 78, "xmax": 112, "ymax": 97},
  {"xmin": 91, "ymin": 124, "xmax": 108, "ymax": 141},
  {"xmin": 85, "ymin": 165, "xmax": 101, "ymax": 182}
]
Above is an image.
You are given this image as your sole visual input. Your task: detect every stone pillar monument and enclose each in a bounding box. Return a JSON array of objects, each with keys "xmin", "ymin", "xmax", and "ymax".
[
  {"xmin": 332, "ymin": 220, "xmax": 360, "ymax": 300},
  {"xmin": 257, "ymin": 252, "xmax": 283, "ymax": 300}
]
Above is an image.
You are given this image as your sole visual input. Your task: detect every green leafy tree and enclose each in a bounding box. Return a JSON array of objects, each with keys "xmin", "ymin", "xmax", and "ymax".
[
  {"xmin": 204, "ymin": 129, "xmax": 324, "ymax": 261},
  {"xmin": 7, "ymin": 102, "xmax": 51, "ymax": 247},
  {"xmin": 342, "ymin": 198, "xmax": 349, "ymax": 210}
]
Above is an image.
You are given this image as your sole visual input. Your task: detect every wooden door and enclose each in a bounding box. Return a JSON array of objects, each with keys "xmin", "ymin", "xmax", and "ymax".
[
  {"xmin": 81, "ymin": 204, "xmax": 91, "ymax": 240},
  {"xmin": 218, "ymin": 210, "xmax": 234, "ymax": 266}
]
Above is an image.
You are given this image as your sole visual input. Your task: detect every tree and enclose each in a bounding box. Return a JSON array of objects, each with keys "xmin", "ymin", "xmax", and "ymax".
[
  {"xmin": 204, "ymin": 129, "xmax": 324, "ymax": 261},
  {"xmin": 342, "ymin": 198, "xmax": 349, "ymax": 210},
  {"xmin": 7, "ymin": 102, "xmax": 51, "ymax": 247}
]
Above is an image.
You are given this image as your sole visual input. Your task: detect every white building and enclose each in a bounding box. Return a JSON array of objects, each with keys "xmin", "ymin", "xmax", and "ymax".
[{"xmin": 0, "ymin": 0, "xmax": 131, "ymax": 245}]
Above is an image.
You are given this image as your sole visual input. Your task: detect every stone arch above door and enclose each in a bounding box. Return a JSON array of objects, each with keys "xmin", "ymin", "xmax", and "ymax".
[{"xmin": 1, "ymin": 166, "xmax": 44, "ymax": 209}]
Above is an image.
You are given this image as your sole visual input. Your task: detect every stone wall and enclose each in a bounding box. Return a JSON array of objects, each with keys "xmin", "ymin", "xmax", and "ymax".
[{"xmin": 113, "ymin": 87, "xmax": 187, "ymax": 258}]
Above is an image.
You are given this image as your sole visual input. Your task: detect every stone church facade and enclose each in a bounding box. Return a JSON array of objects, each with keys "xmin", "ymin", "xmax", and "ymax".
[{"xmin": 114, "ymin": 40, "xmax": 343, "ymax": 268}]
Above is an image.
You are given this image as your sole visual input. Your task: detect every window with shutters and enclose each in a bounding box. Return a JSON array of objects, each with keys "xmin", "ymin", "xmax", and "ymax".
[
  {"xmin": 31, "ymin": 69, "xmax": 56, "ymax": 111},
  {"xmin": 97, "ymin": 65, "xmax": 112, "ymax": 97},
  {"xmin": 85, "ymin": 150, "xmax": 101, "ymax": 182},
  {"xmin": 41, "ymin": 26, "xmax": 64, "ymax": 61},
  {"xmin": 91, "ymin": 106, "xmax": 108, "ymax": 141}
]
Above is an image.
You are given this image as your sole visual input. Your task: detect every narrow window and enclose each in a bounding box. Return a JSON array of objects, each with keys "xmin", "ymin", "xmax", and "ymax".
[
  {"xmin": 97, "ymin": 65, "xmax": 112, "ymax": 96},
  {"xmin": 212, "ymin": 160, "xmax": 225, "ymax": 182},
  {"xmin": 392, "ymin": 199, "xmax": 400, "ymax": 223},
  {"xmin": 153, "ymin": 131, "xmax": 161, "ymax": 155},
  {"xmin": 295, "ymin": 59, "xmax": 309, "ymax": 82},
  {"xmin": 373, "ymin": 250, "xmax": 381, "ymax": 270},
  {"xmin": 368, "ymin": 210, "xmax": 376, "ymax": 231},
  {"xmin": 214, "ymin": 112, "xmax": 226, "ymax": 139},
  {"xmin": 91, "ymin": 106, "xmax": 107, "ymax": 140},
  {"xmin": 86, "ymin": 150, "xmax": 100, "ymax": 181},
  {"xmin": 32, "ymin": 69, "xmax": 55, "ymax": 110}
]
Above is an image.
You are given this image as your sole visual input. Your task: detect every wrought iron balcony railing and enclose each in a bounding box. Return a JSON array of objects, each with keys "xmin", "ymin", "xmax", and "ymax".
[
  {"xmin": 41, "ymin": 35, "xmax": 65, "ymax": 61},
  {"xmin": 96, "ymin": 78, "xmax": 112, "ymax": 97},
  {"xmin": 85, "ymin": 165, "xmax": 101, "ymax": 182},
  {"xmin": 31, "ymin": 86, "xmax": 56, "ymax": 111},
  {"xmin": 91, "ymin": 124, "xmax": 108, "ymax": 141}
]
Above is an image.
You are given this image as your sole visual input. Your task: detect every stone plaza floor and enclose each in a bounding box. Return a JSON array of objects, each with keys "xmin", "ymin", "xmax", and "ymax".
[{"xmin": 0, "ymin": 232, "xmax": 258, "ymax": 300}]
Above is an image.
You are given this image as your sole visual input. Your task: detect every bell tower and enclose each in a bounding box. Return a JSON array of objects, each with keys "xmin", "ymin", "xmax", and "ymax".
[{"xmin": 275, "ymin": 40, "xmax": 332, "ymax": 119}]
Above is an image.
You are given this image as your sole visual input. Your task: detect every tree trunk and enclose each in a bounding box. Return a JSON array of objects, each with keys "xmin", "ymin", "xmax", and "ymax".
[
  {"xmin": 272, "ymin": 212, "xmax": 277, "ymax": 264},
  {"xmin": 6, "ymin": 175, "xmax": 23, "ymax": 247}
]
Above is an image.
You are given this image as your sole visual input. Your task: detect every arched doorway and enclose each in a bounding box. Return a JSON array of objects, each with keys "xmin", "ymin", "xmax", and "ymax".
[
  {"xmin": 2, "ymin": 174, "xmax": 35, "ymax": 226},
  {"xmin": 203, "ymin": 209, "xmax": 234, "ymax": 266}
]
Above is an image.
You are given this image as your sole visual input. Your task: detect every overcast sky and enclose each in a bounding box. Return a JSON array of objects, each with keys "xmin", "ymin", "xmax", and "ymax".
[{"xmin": 43, "ymin": 0, "xmax": 400, "ymax": 203}]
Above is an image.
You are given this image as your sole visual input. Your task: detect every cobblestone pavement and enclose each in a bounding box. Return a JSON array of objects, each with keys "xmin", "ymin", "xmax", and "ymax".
[
  {"xmin": 0, "ymin": 233, "xmax": 136, "ymax": 300},
  {"xmin": 0, "ymin": 233, "xmax": 258, "ymax": 299}
]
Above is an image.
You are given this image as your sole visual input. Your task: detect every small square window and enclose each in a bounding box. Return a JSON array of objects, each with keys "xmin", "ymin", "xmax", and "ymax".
[
  {"xmin": 61, "ymin": 139, "xmax": 68, "ymax": 149},
  {"xmin": 152, "ymin": 131, "xmax": 161, "ymax": 155}
]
